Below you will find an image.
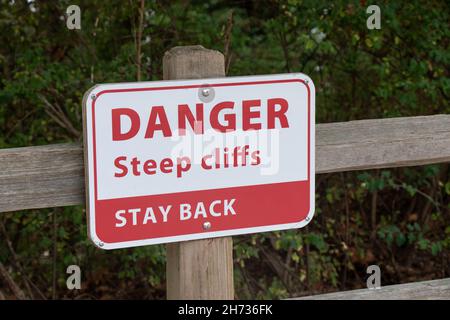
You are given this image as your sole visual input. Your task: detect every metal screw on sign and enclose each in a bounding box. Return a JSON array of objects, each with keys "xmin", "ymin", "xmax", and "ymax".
[
  {"xmin": 91, "ymin": 94, "xmax": 96, "ymax": 100},
  {"xmin": 198, "ymin": 85, "xmax": 215, "ymax": 103},
  {"xmin": 203, "ymin": 221, "xmax": 211, "ymax": 230},
  {"xmin": 98, "ymin": 242, "xmax": 104, "ymax": 247},
  {"xmin": 201, "ymin": 88, "xmax": 210, "ymax": 97}
]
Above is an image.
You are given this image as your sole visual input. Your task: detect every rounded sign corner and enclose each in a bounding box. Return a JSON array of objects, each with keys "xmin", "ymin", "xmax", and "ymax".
[
  {"xmin": 88, "ymin": 228, "xmax": 111, "ymax": 250},
  {"xmin": 301, "ymin": 206, "xmax": 316, "ymax": 228},
  {"xmin": 82, "ymin": 84, "xmax": 100, "ymax": 106}
]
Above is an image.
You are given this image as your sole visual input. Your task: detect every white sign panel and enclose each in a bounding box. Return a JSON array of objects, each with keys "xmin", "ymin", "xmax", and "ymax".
[{"xmin": 83, "ymin": 73, "xmax": 315, "ymax": 249}]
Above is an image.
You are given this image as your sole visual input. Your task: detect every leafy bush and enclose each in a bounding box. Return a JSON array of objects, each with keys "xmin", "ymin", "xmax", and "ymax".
[{"xmin": 0, "ymin": 0, "xmax": 448, "ymax": 299}]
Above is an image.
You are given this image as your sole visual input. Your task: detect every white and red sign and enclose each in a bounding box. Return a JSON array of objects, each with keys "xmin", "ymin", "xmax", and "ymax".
[{"xmin": 82, "ymin": 73, "xmax": 315, "ymax": 249}]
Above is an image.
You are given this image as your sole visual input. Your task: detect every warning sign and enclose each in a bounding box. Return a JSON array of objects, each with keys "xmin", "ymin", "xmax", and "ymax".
[{"xmin": 82, "ymin": 73, "xmax": 315, "ymax": 249}]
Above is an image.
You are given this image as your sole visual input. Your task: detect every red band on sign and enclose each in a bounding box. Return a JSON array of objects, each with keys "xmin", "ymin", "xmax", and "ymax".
[{"xmin": 95, "ymin": 181, "xmax": 309, "ymax": 243}]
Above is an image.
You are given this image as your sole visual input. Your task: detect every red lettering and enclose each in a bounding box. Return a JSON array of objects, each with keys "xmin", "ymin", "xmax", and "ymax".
[
  {"xmin": 145, "ymin": 106, "xmax": 172, "ymax": 138},
  {"xmin": 112, "ymin": 108, "xmax": 140, "ymax": 141},
  {"xmin": 131, "ymin": 157, "xmax": 141, "ymax": 176},
  {"xmin": 112, "ymin": 98, "xmax": 291, "ymax": 142},
  {"xmin": 251, "ymin": 150, "xmax": 261, "ymax": 165},
  {"xmin": 242, "ymin": 99, "xmax": 261, "ymax": 130},
  {"xmin": 201, "ymin": 155, "xmax": 213, "ymax": 170},
  {"xmin": 268, "ymin": 98, "xmax": 289, "ymax": 129},
  {"xmin": 210, "ymin": 101, "xmax": 236, "ymax": 132},
  {"xmin": 160, "ymin": 158, "xmax": 173, "ymax": 173},
  {"xmin": 176, "ymin": 157, "xmax": 191, "ymax": 178},
  {"xmin": 143, "ymin": 159, "xmax": 157, "ymax": 175},
  {"xmin": 178, "ymin": 104, "xmax": 204, "ymax": 135},
  {"xmin": 114, "ymin": 156, "xmax": 128, "ymax": 177}
]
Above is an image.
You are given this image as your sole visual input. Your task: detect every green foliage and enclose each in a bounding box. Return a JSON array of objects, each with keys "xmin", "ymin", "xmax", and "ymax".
[{"xmin": 0, "ymin": 0, "xmax": 449, "ymax": 299}]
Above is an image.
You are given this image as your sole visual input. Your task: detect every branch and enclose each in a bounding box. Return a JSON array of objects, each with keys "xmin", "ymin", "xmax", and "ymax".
[
  {"xmin": 38, "ymin": 95, "xmax": 81, "ymax": 139},
  {"xmin": 0, "ymin": 221, "xmax": 47, "ymax": 299},
  {"xmin": 223, "ymin": 10, "xmax": 234, "ymax": 75},
  {"xmin": 279, "ymin": 30, "xmax": 291, "ymax": 72},
  {"xmin": 0, "ymin": 261, "xmax": 27, "ymax": 300},
  {"xmin": 136, "ymin": 0, "xmax": 145, "ymax": 81}
]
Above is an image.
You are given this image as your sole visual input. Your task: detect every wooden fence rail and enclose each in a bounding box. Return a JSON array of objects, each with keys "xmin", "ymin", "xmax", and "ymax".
[
  {"xmin": 1, "ymin": 114, "xmax": 450, "ymax": 213},
  {"xmin": 292, "ymin": 278, "xmax": 450, "ymax": 300}
]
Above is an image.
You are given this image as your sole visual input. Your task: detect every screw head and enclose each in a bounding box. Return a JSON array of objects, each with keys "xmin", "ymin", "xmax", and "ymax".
[
  {"xmin": 201, "ymin": 88, "xmax": 210, "ymax": 97},
  {"xmin": 91, "ymin": 94, "xmax": 96, "ymax": 100},
  {"xmin": 98, "ymin": 242, "xmax": 104, "ymax": 247},
  {"xmin": 198, "ymin": 85, "xmax": 215, "ymax": 103},
  {"xmin": 203, "ymin": 221, "xmax": 211, "ymax": 230},
  {"xmin": 305, "ymin": 217, "xmax": 310, "ymax": 221}
]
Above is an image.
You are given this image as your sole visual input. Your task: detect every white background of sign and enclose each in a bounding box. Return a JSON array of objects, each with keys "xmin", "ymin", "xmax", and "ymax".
[{"xmin": 88, "ymin": 74, "xmax": 309, "ymax": 200}]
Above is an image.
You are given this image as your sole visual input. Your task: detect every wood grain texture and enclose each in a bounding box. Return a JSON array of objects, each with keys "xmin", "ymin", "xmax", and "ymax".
[
  {"xmin": 166, "ymin": 237, "xmax": 234, "ymax": 299},
  {"xmin": 0, "ymin": 143, "xmax": 84, "ymax": 212},
  {"xmin": 162, "ymin": 45, "xmax": 225, "ymax": 80},
  {"xmin": 1, "ymin": 114, "xmax": 449, "ymax": 213},
  {"xmin": 291, "ymin": 278, "xmax": 450, "ymax": 300},
  {"xmin": 163, "ymin": 45, "xmax": 234, "ymax": 300},
  {"xmin": 317, "ymin": 114, "xmax": 450, "ymax": 173}
]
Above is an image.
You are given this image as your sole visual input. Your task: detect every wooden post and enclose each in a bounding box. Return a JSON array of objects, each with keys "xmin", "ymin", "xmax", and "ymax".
[{"xmin": 163, "ymin": 45, "xmax": 234, "ymax": 300}]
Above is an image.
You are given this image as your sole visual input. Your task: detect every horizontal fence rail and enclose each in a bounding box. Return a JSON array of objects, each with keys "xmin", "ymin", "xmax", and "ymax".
[
  {"xmin": 291, "ymin": 278, "xmax": 450, "ymax": 300},
  {"xmin": 1, "ymin": 114, "xmax": 450, "ymax": 213}
]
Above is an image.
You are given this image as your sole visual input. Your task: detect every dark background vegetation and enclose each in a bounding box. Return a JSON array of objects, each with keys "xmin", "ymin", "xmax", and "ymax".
[{"xmin": 0, "ymin": 0, "xmax": 449, "ymax": 299}]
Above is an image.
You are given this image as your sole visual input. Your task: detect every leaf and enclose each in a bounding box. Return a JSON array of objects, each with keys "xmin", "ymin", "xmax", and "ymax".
[
  {"xmin": 445, "ymin": 182, "xmax": 450, "ymax": 195},
  {"xmin": 431, "ymin": 242, "xmax": 442, "ymax": 256}
]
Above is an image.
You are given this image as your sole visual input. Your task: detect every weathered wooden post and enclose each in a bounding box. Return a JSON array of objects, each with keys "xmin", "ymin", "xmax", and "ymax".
[{"xmin": 163, "ymin": 45, "xmax": 234, "ymax": 300}]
